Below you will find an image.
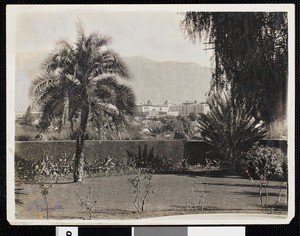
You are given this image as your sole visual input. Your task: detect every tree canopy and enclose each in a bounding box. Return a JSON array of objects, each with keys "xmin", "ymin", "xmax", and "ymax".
[{"xmin": 181, "ymin": 12, "xmax": 288, "ymax": 124}]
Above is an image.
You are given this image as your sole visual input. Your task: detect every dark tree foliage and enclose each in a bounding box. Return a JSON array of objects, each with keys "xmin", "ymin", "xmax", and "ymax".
[{"xmin": 181, "ymin": 12, "xmax": 288, "ymax": 124}]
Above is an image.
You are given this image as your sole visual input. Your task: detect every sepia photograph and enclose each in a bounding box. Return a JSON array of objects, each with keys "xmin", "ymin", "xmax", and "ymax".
[{"xmin": 6, "ymin": 4, "xmax": 295, "ymax": 225}]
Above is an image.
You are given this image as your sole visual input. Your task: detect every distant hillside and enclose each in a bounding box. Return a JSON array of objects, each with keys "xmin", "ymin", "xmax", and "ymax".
[
  {"xmin": 124, "ymin": 56, "xmax": 212, "ymax": 104},
  {"xmin": 15, "ymin": 52, "xmax": 212, "ymax": 112}
]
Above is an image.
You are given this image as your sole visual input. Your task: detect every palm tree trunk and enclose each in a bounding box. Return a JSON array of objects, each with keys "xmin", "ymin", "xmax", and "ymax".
[
  {"xmin": 74, "ymin": 97, "xmax": 89, "ymax": 182},
  {"xmin": 74, "ymin": 132, "xmax": 85, "ymax": 182}
]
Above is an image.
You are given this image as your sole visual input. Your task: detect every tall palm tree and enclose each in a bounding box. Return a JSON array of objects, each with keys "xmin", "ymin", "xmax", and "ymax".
[{"xmin": 29, "ymin": 22, "xmax": 136, "ymax": 182}]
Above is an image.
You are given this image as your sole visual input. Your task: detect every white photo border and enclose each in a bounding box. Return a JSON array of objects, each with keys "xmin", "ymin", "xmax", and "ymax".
[{"xmin": 6, "ymin": 4, "xmax": 295, "ymax": 225}]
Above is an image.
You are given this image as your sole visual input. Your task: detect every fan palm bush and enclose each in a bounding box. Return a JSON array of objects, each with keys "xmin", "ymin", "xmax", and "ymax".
[
  {"xmin": 199, "ymin": 90, "xmax": 266, "ymax": 174},
  {"xmin": 29, "ymin": 22, "xmax": 136, "ymax": 182}
]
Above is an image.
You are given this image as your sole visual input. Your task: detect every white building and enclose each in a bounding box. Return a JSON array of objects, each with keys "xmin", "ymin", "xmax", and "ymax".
[
  {"xmin": 169, "ymin": 101, "xmax": 209, "ymax": 116},
  {"xmin": 137, "ymin": 100, "xmax": 208, "ymax": 118}
]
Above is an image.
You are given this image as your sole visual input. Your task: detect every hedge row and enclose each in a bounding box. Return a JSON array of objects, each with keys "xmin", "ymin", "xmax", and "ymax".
[
  {"xmin": 14, "ymin": 139, "xmax": 287, "ymax": 165},
  {"xmin": 14, "ymin": 140, "xmax": 186, "ymax": 165}
]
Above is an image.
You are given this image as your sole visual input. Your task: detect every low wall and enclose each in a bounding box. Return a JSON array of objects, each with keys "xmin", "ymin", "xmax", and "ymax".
[{"xmin": 14, "ymin": 139, "xmax": 287, "ymax": 165}]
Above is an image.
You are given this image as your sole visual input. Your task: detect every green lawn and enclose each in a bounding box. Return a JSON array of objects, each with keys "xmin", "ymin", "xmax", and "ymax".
[{"xmin": 16, "ymin": 171, "xmax": 287, "ymax": 220}]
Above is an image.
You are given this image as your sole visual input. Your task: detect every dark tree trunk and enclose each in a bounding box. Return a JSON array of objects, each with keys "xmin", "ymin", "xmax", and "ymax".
[
  {"xmin": 73, "ymin": 132, "xmax": 85, "ymax": 182},
  {"xmin": 73, "ymin": 95, "xmax": 89, "ymax": 182}
]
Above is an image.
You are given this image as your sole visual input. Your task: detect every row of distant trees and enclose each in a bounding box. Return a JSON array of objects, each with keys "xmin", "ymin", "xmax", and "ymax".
[
  {"xmin": 19, "ymin": 107, "xmax": 201, "ymax": 141},
  {"xmin": 27, "ymin": 12, "xmax": 288, "ymax": 182}
]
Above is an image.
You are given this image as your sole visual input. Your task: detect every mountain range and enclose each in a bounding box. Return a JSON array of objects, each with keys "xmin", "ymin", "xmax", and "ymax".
[{"xmin": 14, "ymin": 52, "xmax": 212, "ymax": 112}]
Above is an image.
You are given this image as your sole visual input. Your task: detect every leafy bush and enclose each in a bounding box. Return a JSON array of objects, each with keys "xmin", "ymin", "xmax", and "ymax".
[
  {"xmin": 125, "ymin": 124, "xmax": 142, "ymax": 140},
  {"xmin": 15, "ymin": 153, "xmax": 74, "ymax": 182},
  {"xmin": 83, "ymin": 156, "xmax": 138, "ymax": 177},
  {"xmin": 15, "ymin": 135, "xmax": 32, "ymax": 141},
  {"xmin": 126, "ymin": 145, "xmax": 175, "ymax": 173},
  {"xmin": 15, "ymin": 125, "xmax": 39, "ymax": 141},
  {"xmin": 243, "ymin": 145, "xmax": 287, "ymax": 182},
  {"xmin": 199, "ymin": 91, "xmax": 266, "ymax": 174},
  {"xmin": 46, "ymin": 128, "xmax": 75, "ymax": 140},
  {"xmin": 242, "ymin": 145, "xmax": 287, "ymax": 210},
  {"xmin": 15, "ymin": 155, "xmax": 40, "ymax": 182}
]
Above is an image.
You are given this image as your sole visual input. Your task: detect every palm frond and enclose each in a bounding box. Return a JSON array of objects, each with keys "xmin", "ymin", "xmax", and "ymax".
[
  {"xmin": 85, "ymin": 32, "xmax": 112, "ymax": 51},
  {"xmin": 115, "ymin": 84, "xmax": 136, "ymax": 117},
  {"xmin": 55, "ymin": 40, "xmax": 74, "ymax": 51},
  {"xmin": 65, "ymin": 73, "xmax": 81, "ymax": 85},
  {"xmin": 90, "ymin": 49, "xmax": 131, "ymax": 79},
  {"xmin": 40, "ymin": 91, "xmax": 65, "ymax": 119},
  {"xmin": 29, "ymin": 72, "xmax": 62, "ymax": 108},
  {"xmin": 95, "ymin": 77, "xmax": 136, "ymax": 115},
  {"xmin": 42, "ymin": 43, "xmax": 75, "ymax": 72},
  {"xmin": 97, "ymin": 102, "xmax": 120, "ymax": 116},
  {"xmin": 88, "ymin": 76, "xmax": 136, "ymax": 130},
  {"xmin": 75, "ymin": 19, "xmax": 86, "ymax": 42}
]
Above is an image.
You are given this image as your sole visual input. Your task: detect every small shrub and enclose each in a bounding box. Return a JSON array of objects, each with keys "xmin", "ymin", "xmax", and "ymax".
[
  {"xmin": 186, "ymin": 159, "xmax": 221, "ymax": 172},
  {"xmin": 75, "ymin": 187, "xmax": 96, "ymax": 220},
  {"xmin": 84, "ymin": 156, "xmax": 142, "ymax": 177},
  {"xmin": 15, "ymin": 155, "xmax": 38, "ymax": 182},
  {"xmin": 54, "ymin": 153, "xmax": 75, "ymax": 181},
  {"xmin": 46, "ymin": 129, "xmax": 74, "ymax": 140},
  {"xmin": 172, "ymin": 159, "xmax": 190, "ymax": 172},
  {"xmin": 38, "ymin": 182, "xmax": 53, "ymax": 219},
  {"xmin": 242, "ymin": 145, "xmax": 287, "ymax": 210},
  {"xmin": 204, "ymin": 158, "xmax": 221, "ymax": 170},
  {"xmin": 84, "ymin": 156, "xmax": 116, "ymax": 178},
  {"xmin": 126, "ymin": 145, "xmax": 174, "ymax": 173},
  {"xmin": 129, "ymin": 171, "xmax": 156, "ymax": 212},
  {"xmin": 15, "ymin": 135, "xmax": 31, "ymax": 141},
  {"xmin": 186, "ymin": 181, "xmax": 205, "ymax": 211},
  {"xmin": 36, "ymin": 153, "xmax": 74, "ymax": 182},
  {"xmin": 15, "ymin": 124, "xmax": 39, "ymax": 141}
]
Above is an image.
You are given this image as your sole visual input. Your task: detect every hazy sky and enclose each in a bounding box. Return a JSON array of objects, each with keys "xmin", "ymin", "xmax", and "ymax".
[
  {"xmin": 9, "ymin": 5, "xmax": 294, "ymax": 113},
  {"xmin": 12, "ymin": 8, "xmax": 214, "ymax": 112},
  {"xmin": 15, "ymin": 10, "xmax": 212, "ymax": 65}
]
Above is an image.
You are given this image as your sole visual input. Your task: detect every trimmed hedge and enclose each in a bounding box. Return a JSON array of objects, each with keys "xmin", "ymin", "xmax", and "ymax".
[
  {"xmin": 183, "ymin": 139, "xmax": 287, "ymax": 165},
  {"xmin": 258, "ymin": 139, "xmax": 287, "ymax": 154},
  {"xmin": 14, "ymin": 139, "xmax": 287, "ymax": 166},
  {"xmin": 184, "ymin": 141, "xmax": 218, "ymax": 165},
  {"xmin": 15, "ymin": 140, "xmax": 185, "ymax": 165}
]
